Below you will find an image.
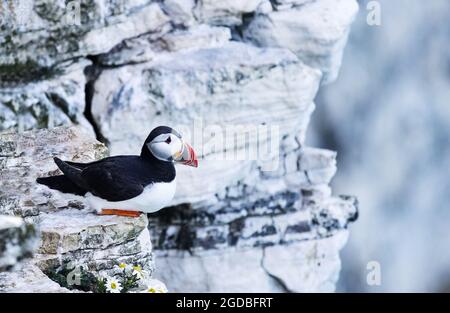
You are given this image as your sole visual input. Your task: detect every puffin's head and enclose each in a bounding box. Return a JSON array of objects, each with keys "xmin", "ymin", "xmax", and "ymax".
[{"xmin": 143, "ymin": 126, "xmax": 198, "ymax": 167}]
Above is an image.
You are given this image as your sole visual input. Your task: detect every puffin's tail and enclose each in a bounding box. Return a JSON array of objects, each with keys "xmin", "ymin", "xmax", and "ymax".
[{"xmin": 36, "ymin": 175, "xmax": 87, "ymax": 196}]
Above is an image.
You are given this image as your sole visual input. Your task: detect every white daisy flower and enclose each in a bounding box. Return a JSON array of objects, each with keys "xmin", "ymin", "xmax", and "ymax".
[
  {"xmin": 115, "ymin": 262, "xmax": 132, "ymax": 273},
  {"xmin": 144, "ymin": 279, "xmax": 168, "ymax": 293},
  {"xmin": 132, "ymin": 265, "xmax": 145, "ymax": 280},
  {"xmin": 105, "ymin": 277, "xmax": 122, "ymax": 293}
]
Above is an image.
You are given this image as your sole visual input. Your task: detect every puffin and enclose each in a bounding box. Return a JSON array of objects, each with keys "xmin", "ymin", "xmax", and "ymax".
[{"xmin": 36, "ymin": 126, "xmax": 198, "ymax": 217}]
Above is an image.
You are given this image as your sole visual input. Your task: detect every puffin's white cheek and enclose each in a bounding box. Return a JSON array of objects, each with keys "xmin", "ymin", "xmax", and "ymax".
[
  {"xmin": 170, "ymin": 141, "xmax": 182, "ymax": 156},
  {"xmin": 151, "ymin": 143, "xmax": 172, "ymax": 160}
]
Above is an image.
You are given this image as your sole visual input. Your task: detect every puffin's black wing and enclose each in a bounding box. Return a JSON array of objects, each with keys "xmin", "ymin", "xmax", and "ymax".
[
  {"xmin": 36, "ymin": 175, "xmax": 87, "ymax": 196},
  {"xmin": 80, "ymin": 161, "xmax": 145, "ymax": 202},
  {"xmin": 53, "ymin": 156, "xmax": 146, "ymax": 202}
]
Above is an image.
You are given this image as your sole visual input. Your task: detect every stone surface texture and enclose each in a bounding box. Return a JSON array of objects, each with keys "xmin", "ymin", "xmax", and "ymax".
[{"xmin": 0, "ymin": 215, "xmax": 37, "ymax": 272}]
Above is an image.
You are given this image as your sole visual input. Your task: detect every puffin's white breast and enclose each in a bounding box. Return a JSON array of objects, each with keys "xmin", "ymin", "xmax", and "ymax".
[{"xmin": 86, "ymin": 179, "xmax": 176, "ymax": 214}]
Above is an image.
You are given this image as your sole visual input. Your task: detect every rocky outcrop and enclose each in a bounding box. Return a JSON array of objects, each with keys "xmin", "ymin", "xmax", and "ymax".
[
  {"xmin": 0, "ymin": 60, "xmax": 92, "ymax": 133},
  {"xmin": 0, "ymin": 215, "xmax": 37, "ymax": 272},
  {"xmin": 243, "ymin": 0, "xmax": 359, "ymax": 83},
  {"xmin": 149, "ymin": 145, "xmax": 357, "ymax": 292},
  {"xmin": 0, "ymin": 127, "xmax": 154, "ymax": 292},
  {"xmin": 0, "ymin": 1, "xmax": 170, "ymax": 74},
  {"xmin": 0, "ymin": 262, "xmax": 72, "ymax": 293},
  {"xmin": 156, "ymin": 231, "xmax": 350, "ymax": 292},
  {"xmin": 0, "ymin": 126, "xmax": 107, "ymax": 218},
  {"xmin": 0, "ymin": 0, "xmax": 359, "ymax": 292}
]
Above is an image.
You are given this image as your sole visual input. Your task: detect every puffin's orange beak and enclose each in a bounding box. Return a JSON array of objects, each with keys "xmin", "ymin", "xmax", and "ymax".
[{"xmin": 175, "ymin": 142, "xmax": 198, "ymax": 167}]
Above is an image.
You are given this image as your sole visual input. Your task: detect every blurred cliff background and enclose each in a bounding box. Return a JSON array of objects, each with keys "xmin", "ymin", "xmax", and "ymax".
[{"xmin": 309, "ymin": 0, "xmax": 450, "ymax": 292}]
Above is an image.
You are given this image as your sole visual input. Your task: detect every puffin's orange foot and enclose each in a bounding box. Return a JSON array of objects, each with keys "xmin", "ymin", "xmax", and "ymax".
[{"xmin": 98, "ymin": 209, "xmax": 142, "ymax": 218}]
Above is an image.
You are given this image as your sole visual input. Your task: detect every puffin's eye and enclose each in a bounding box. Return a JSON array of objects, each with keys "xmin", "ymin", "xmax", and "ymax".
[{"xmin": 165, "ymin": 136, "xmax": 172, "ymax": 144}]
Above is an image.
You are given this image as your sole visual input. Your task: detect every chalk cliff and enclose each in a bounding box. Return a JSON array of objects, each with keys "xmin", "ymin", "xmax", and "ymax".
[{"xmin": 0, "ymin": 0, "xmax": 359, "ymax": 292}]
